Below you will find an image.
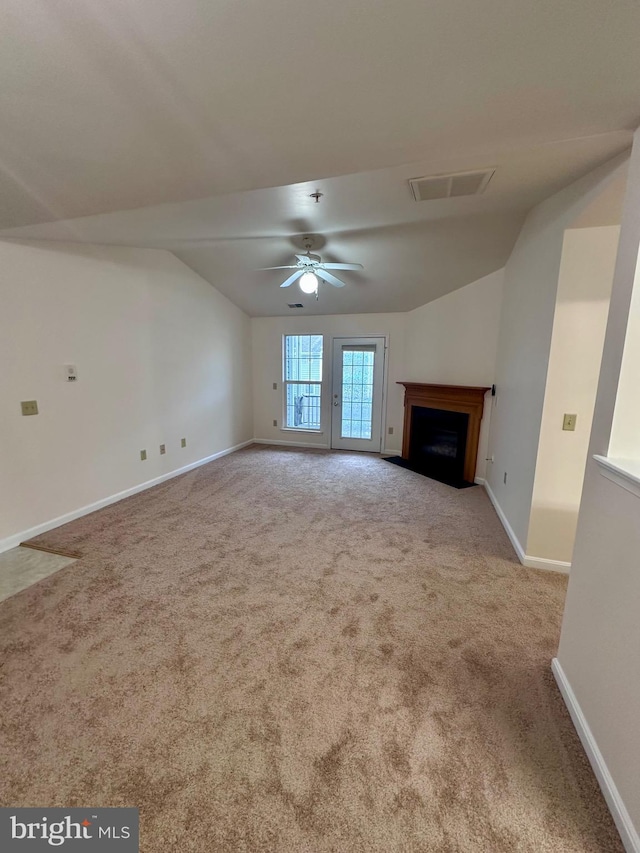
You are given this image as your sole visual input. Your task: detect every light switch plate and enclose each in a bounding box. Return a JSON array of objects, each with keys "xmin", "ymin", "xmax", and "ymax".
[
  {"xmin": 181, "ymin": 438, "xmax": 187, "ymax": 448},
  {"xmin": 160, "ymin": 444, "xmax": 166, "ymax": 455},
  {"xmin": 140, "ymin": 449, "xmax": 147, "ymax": 461},
  {"xmin": 563, "ymin": 413, "xmax": 577, "ymax": 431},
  {"xmin": 21, "ymin": 400, "xmax": 38, "ymax": 416}
]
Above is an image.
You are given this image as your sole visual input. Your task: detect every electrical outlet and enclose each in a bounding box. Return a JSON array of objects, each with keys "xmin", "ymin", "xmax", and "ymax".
[
  {"xmin": 21, "ymin": 400, "xmax": 38, "ymax": 416},
  {"xmin": 563, "ymin": 413, "xmax": 577, "ymax": 431},
  {"xmin": 140, "ymin": 450, "xmax": 147, "ymax": 461},
  {"xmin": 388, "ymin": 426, "xmax": 394, "ymax": 435},
  {"xmin": 160, "ymin": 444, "xmax": 166, "ymax": 455},
  {"xmin": 181, "ymin": 438, "xmax": 187, "ymax": 448},
  {"xmin": 504, "ymin": 472, "xmax": 508, "ymax": 485},
  {"xmin": 272, "ymin": 382, "xmax": 278, "ymax": 390},
  {"xmin": 273, "ymin": 419, "xmax": 278, "ymax": 427}
]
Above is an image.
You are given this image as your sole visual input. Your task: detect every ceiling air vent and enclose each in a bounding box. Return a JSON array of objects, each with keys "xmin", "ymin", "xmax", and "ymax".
[
  {"xmin": 408, "ymin": 168, "xmax": 496, "ymax": 202},
  {"xmin": 287, "ymin": 302, "xmax": 304, "ymax": 309}
]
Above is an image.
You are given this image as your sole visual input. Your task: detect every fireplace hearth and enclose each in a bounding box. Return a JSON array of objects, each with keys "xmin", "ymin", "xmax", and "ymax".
[{"xmin": 396, "ymin": 383, "xmax": 490, "ymax": 487}]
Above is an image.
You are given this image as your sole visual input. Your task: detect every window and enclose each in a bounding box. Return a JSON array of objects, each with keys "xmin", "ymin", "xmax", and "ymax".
[{"xmin": 283, "ymin": 335, "xmax": 323, "ymax": 430}]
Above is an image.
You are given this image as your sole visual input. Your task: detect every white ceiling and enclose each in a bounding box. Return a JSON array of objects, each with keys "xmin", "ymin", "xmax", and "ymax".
[
  {"xmin": 1, "ymin": 135, "xmax": 630, "ymax": 315},
  {"xmin": 1, "ymin": 0, "xmax": 638, "ymax": 314}
]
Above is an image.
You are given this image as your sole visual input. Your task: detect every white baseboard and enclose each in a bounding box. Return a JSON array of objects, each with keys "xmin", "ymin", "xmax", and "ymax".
[
  {"xmin": 482, "ymin": 482, "xmax": 570, "ymax": 573},
  {"xmin": 552, "ymin": 659, "xmax": 639, "ymax": 852},
  {"xmin": 524, "ymin": 554, "xmax": 571, "ymax": 573},
  {"xmin": 0, "ymin": 439, "xmax": 254, "ymax": 555},
  {"xmin": 253, "ymin": 438, "xmax": 330, "ymax": 450},
  {"xmin": 484, "ymin": 481, "xmax": 527, "ymax": 562},
  {"xmin": 382, "ymin": 448, "xmax": 401, "ymax": 457},
  {"xmin": 474, "ymin": 476, "xmax": 486, "ymax": 486}
]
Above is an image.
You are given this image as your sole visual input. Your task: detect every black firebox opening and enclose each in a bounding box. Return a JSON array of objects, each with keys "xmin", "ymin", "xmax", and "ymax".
[{"xmin": 408, "ymin": 406, "xmax": 470, "ymax": 487}]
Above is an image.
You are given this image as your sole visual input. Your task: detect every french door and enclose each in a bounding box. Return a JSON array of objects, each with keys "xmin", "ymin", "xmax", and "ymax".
[{"xmin": 331, "ymin": 337, "xmax": 385, "ymax": 452}]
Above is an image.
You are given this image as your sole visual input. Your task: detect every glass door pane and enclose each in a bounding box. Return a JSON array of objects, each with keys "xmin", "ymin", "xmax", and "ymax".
[{"xmin": 341, "ymin": 348, "xmax": 375, "ymax": 439}]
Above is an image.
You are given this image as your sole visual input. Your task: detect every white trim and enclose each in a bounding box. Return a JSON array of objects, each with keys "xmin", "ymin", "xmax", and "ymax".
[
  {"xmin": 474, "ymin": 476, "xmax": 486, "ymax": 486},
  {"xmin": 253, "ymin": 438, "xmax": 330, "ymax": 450},
  {"xmin": 0, "ymin": 440, "xmax": 254, "ymax": 555},
  {"xmin": 594, "ymin": 455, "xmax": 640, "ymax": 499},
  {"xmin": 483, "ymin": 482, "xmax": 570, "ymax": 573},
  {"xmin": 552, "ymin": 659, "xmax": 639, "ymax": 853},
  {"xmin": 483, "ymin": 481, "xmax": 526, "ymax": 562},
  {"xmin": 280, "ymin": 428, "xmax": 324, "ymax": 435},
  {"xmin": 522, "ymin": 554, "xmax": 571, "ymax": 575},
  {"xmin": 523, "ymin": 554, "xmax": 571, "ymax": 574},
  {"xmin": 382, "ymin": 448, "xmax": 401, "ymax": 457}
]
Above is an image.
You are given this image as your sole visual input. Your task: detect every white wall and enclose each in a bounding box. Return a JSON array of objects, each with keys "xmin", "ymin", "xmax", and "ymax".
[
  {"xmin": 527, "ymin": 226, "xmax": 620, "ymax": 563},
  {"xmin": 252, "ymin": 270, "xmax": 504, "ymax": 478},
  {"xmin": 486, "ymin": 154, "xmax": 630, "ymax": 554},
  {"xmin": 556, "ymin": 129, "xmax": 640, "ymax": 850},
  {"xmin": 0, "ymin": 240, "xmax": 253, "ymax": 546},
  {"xmin": 404, "ymin": 269, "xmax": 503, "ymax": 480}
]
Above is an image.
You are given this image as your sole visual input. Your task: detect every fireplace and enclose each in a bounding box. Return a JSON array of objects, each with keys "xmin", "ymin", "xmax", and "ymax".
[
  {"xmin": 409, "ymin": 406, "xmax": 469, "ymax": 485},
  {"xmin": 397, "ymin": 383, "xmax": 490, "ymax": 486}
]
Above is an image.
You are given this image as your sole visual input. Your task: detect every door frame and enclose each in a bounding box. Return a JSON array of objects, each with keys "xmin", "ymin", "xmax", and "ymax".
[{"xmin": 330, "ymin": 335, "xmax": 389, "ymax": 452}]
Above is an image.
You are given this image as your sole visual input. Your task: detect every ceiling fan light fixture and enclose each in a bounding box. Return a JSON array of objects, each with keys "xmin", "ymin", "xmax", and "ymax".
[{"xmin": 299, "ymin": 272, "xmax": 318, "ymax": 294}]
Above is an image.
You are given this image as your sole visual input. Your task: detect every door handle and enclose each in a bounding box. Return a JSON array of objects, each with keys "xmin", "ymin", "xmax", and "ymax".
[{"xmin": 333, "ymin": 400, "xmax": 339, "ymax": 406}]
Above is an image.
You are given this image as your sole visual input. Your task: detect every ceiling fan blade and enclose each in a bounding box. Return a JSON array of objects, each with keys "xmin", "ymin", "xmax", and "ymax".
[
  {"xmin": 280, "ymin": 270, "xmax": 305, "ymax": 288},
  {"xmin": 320, "ymin": 263, "xmax": 364, "ymax": 271},
  {"xmin": 316, "ymin": 268, "xmax": 346, "ymax": 288},
  {"xmin": 295, "ymin": 254, "xmax": 314, "ymax": 265},
  {"xmin": 258, "ymin": 265, "xmax": 300, "ymax": 270}
]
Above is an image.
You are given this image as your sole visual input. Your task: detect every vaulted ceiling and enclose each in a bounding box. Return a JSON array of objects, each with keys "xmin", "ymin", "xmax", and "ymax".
[{"xmin": 1, "ymin": 0, "xmax": 639, "ymax": 314}]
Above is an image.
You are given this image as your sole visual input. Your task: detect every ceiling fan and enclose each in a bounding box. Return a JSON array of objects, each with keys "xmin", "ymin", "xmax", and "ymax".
[{"xmin": 260, "ymin": 236, "xmax": 363, "ymax": 296}]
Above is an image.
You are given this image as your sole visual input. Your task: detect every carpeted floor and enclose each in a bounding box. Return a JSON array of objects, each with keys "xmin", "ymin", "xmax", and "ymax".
[{"xmin": 0, "ymin": 445, "xmax": 623, "ymax": 852}]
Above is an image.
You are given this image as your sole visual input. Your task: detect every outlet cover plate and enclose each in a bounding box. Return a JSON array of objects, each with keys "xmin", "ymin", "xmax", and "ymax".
[{"xmin": 21, "ymin": 400, "xmax": 39, "ymax": 416}]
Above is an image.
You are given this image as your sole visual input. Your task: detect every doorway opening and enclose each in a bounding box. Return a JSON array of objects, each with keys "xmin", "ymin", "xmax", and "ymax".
[{"xmin": 528, "ymin": 216, "xmax": 623, "ymax": 564}]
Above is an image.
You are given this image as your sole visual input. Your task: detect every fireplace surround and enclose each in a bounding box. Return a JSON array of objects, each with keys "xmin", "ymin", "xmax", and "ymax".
[{"xmin": 397, "ymin": 383, "xmax": 490, "ymax": 485}]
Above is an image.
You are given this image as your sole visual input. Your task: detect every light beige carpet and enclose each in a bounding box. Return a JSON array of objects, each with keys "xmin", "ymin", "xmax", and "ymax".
[{"xmin": 0, "ymin": 445, "xmax": 622, "ymax": 852}]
